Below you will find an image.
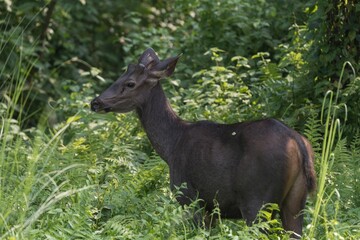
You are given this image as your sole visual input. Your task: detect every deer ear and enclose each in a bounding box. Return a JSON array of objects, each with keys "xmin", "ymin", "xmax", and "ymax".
[
  {"xmin": 138, "ymin": 48, "xmax": 160, "ymax": 69},
  {"xmin": 149, "ymin": 54, "xmax": 181, "ymax": 79}
]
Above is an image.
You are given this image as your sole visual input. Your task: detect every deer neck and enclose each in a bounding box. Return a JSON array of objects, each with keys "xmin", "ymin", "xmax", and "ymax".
[{"xmin": 136, "ymin": 83, "xmax": 186, "ymax": 163}]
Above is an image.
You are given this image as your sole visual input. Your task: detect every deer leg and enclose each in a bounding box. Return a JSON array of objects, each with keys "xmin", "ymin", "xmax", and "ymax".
[
  {"xmin": 192, "ymin": 209, "xmax": 217, "ymax": 229},
  {"xmin": 239, "ymin": 201, "xmax": 264, "ymax": 226},
  {"xmin": 280, "ymin": 175, "xmax": 307, "ymax": 239}
]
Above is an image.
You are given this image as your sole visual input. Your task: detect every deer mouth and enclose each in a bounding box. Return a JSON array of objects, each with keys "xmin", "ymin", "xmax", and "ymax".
[
  {"xmin": 91, "ymin": 97, "xmax": 135, "ymax": 113},
  {"xmin": 91, "ymin": 97, "xmax": 112, "ymax": 113},
  {"xmin": 103, "ymin": 107, "xmax": 113, "ymax": 112}
]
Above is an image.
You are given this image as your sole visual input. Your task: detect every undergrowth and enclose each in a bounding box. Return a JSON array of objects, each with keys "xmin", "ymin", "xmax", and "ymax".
[{"xmin": 304, "ymin": 62, "xmax": 360, "ymax": 239}]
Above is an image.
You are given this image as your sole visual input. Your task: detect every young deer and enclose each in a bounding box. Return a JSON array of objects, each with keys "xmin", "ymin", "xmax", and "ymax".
[{"xmin": 91, "ymin": 48, "xmax": 316, "ymax": 238}]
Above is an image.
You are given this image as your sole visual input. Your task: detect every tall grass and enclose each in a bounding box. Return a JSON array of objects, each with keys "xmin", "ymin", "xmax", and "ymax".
[
  {"xmin": 307, "ymin": 62, "xmax": 360, "ymax": 239},
  {"xmin": 0, "ymin": 20, "xmax": 93, "ymax": 239}
]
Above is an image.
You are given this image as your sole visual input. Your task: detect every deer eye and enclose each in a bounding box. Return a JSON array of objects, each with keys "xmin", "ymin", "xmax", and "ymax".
[{"xmin": 126, "ymin": 82, "xmax": 136, "ymax": 88}]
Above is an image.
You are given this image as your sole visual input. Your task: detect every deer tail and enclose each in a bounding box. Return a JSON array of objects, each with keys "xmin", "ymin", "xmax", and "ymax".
[{"xmin": 300, "ymin": 136, "xmax": 317, "ymax": 193}]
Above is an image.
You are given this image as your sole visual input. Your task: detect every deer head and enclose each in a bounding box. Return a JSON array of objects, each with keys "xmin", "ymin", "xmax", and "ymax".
[{"xmin": 91, "ymin": 48, "xmax": 180, "ymax": 113}]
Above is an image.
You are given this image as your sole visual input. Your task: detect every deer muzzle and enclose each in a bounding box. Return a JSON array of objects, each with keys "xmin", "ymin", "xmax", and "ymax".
[{"xmin": 91, "ymin": 97, "xmax": 112, "ymax": 113}]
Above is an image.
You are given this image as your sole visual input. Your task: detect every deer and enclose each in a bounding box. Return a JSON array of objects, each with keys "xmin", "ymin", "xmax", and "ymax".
[{"xmin": 91, "ymin": 48, "xmax": 316, "ymax": 238}]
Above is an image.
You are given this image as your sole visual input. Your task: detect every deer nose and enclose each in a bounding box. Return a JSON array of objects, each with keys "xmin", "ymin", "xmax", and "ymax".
[{"xmin": 91, "ymin": 97, "xmax": 103, "ymax": 112}]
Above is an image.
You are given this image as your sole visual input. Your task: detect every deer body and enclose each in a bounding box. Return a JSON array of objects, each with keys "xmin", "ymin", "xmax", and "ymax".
[{"xmin": 91, "ymin": 48, "xmax": 316, "ymax": 237}]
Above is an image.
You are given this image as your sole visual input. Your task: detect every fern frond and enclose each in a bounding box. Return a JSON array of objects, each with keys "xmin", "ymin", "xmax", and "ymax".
[
  {"xmin": 304, "ymin": 108, "xmax": 323, "ymax": 153},
  {"xmin": 350, "ymin": 130, "xmax": 360, "ymax": 153}
]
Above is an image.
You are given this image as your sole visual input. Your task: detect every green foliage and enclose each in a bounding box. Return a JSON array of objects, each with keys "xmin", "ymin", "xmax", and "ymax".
[
  {"xmin": 0, "ymin": 94, "xmax": 92, "ymax": 239},
  {"xmin": 121, "ymin": 0, "xmax": 307, "ymax": 77},
  {"xmin": 306, "ymin": 68, "xmax": 360, "ymax": 239},
  {"xmin": 175, "ymin": 48, "xmax": 304, "ymax": 125},
  {"xmin": 303, "ymin": 0, "xmax": 360, "ymax": 137},
  {"xmin": 177, "ymin": 48, "xmax": 252, "ymax": 123},
  {"xmin": 306, "ymin": 0, "xmax": 360, "ymax": 81}
]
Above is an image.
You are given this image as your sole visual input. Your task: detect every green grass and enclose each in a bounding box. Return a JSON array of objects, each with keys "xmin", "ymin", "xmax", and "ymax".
[{"xmin": 305, "ymin": 62, "xmax": 360, "ymax": 239}]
